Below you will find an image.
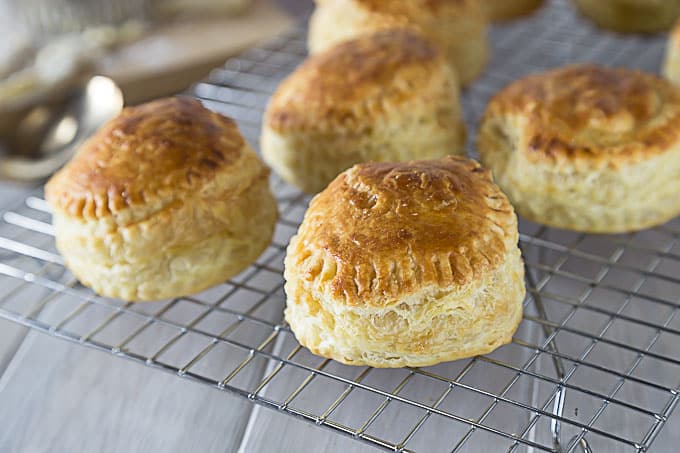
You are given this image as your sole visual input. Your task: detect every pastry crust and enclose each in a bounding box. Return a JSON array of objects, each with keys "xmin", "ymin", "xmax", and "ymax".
[
  {"xmin": 663, "ymin": 19, "xmax": 680, "ymax": 85},
  {"xmin": 574, "ymin": 0, "xmax": 680, "ymax": 33},
  {"xmin": 308, "ymin": 0, "xmax": 488, "ymax": 85},
  {"xmin": 262, "ymin": 29, "xmax": 466, "ymax": 194},
  {"xmin": 45, "ymin": 97, "xmax": 278, "ymax": 301},
  {"xmin": 284, "ymin": 157, "xmax": 525, "ymax": 368},
  {"xmin": 479, "ymin": 64, "xmax": 680, "ymax": 233},
  {"xmin": 482, "ymin": 0, "xmax": 543, "ymax": 21}
]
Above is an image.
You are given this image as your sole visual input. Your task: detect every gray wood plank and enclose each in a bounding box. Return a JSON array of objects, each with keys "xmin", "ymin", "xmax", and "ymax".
[
  {"xmin": 0, "ymin": 276, "xmax": 55, "ymax": 375},
  {"xmin": 0, "ymin": 329, "xmax": 252, "ymax": 453},
  {"xmin": 0, "ymin": 276, "xmax": 286, "ymax": 453},
  {"xmin": 0, "ymin": 183, "xmax": 41, "ymax": 375},
  {"xmin": 0, "ymin": 184, "xmax": 36, "ymax": 210},
  {"xmin": 0, "ymin": 318, "xmax": 27, "ymax": 375},
  {"xmin": 523, "ymin": 228, "xmax": 680, "ymax": 452},
  {"xmin": 240, "ymin": 404, "xmax": 383, "ymax": 453}
]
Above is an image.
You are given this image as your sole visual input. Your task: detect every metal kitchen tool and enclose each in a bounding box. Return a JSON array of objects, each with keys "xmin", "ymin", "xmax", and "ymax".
[{"xmin": 0, "ymin": 75, "xmax": 123, "ymax": 180}]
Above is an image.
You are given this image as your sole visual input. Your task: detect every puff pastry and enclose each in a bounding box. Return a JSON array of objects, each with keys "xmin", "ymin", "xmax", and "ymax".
[
  {"xmin": 574, "ymin": 0, "xmax": 680, "ymax": 33},
  {"xmin": 262, "ymin": 29, "xmax": 466, "ymax": 194},
  {"xmin": 284, "ymin": 157, "xmax": 525, "ymax": 368},
  {"xmin": 479, "ymin": 64, "xmax": 680, "ymax": 233},
  {"xmin": 45, "ymin": 97, "xmax": 278, "ymax": 301},
  {"xmin": 308, "ymin": 0, "xmax": 488, "ymax": 85},
  {"xmin": 663, "ymin": 19, "xmax": 680, "ymax": 84}
]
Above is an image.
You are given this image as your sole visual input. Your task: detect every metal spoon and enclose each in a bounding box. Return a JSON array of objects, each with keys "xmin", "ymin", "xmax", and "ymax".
[{"xmin": 0, "ymin": 75, "xmax": 123, "ymax": 181}]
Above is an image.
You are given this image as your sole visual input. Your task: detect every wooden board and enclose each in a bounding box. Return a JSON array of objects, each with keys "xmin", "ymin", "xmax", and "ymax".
[
  {"xmin": 98, "ymin": 0, "xmax": 294, "ymax": 104},
  {"xmin": 0, "ymin": 332, "xmax": 254, "ymax": 453},
  {"xmin": 0, "ymin": 286, "xmax": 283, "ymax": 453},
  {"xmin": 0, "ymin": 318, "xmax": 26, "ymax": 376}
]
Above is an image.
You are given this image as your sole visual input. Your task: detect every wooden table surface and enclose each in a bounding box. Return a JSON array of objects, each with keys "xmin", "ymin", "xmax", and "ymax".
[{"xmin": 2, "ymin": 1, "xmax": 680, "ymax": 452}]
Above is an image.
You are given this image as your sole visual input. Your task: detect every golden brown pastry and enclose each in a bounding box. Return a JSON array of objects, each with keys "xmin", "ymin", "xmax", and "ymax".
[
  {"xmin": 479, "ymin": 64, "xmax": 680, "ymax": 233},
  {"xmin": 663, "ymin": 19, "xmax": 680, "ymax": 84},
  {"xmin": 45, "ymin": 97, "xmax": 278, "ymax": 301},
  {"xmin": 482, "ymin": 0, "xmax": 543, "ymax": 21},
  {"xmin": 262, "ymin": 29, "xmax": 466, "ymax": 194},
  {"xmin": 574, "ymin": 0, "xmax": 680, "ymax": 33},
  {"xmin": 284, "ymin": 157, "xmax": 525, "ymax": 368},
  {"xmin": 308, "ymin": 0, "xmax": 488, "ymax": 85}
]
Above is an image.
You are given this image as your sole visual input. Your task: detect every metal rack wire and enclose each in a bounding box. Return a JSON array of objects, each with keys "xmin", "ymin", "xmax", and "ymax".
[{"xmin": 0, "ymin": 0, "xmax": 679, "ymax": 451}]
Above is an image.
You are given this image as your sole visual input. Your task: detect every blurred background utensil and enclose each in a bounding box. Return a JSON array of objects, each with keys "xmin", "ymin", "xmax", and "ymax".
[
  {"xmin": 9, "ymin": 0, "xmax": 150, "ymax": 37},
  {"xmin": 0, "ymin": 76, "xmax": 123, "ymax": 181},
  {"xmin": 8, "ymin": 0, "xmax": 253, "ymax": 38},
  {"xmin": 0, "ymin": 0, "xmax": 291, "ymax": 181}
]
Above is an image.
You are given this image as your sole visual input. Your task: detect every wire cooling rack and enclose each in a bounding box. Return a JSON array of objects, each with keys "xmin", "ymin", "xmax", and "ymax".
[{"xmin": 1, "ymin": 1, "xmax": 679, "ymax": 451}]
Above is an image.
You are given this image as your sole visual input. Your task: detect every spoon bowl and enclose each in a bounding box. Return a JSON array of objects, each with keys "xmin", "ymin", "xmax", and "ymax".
[{"xmin": 0, "ymin": 75, "xmax": 123, "ymax": 181}]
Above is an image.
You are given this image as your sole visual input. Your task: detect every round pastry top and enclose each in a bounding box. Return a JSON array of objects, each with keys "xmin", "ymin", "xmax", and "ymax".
[
  {"xmin": 486, "ymin": 64, "xmax": 680, "ymax": 167},
  {"xmin": 288, "ymin": 156, "xmax": 518, "ymax": 306},
  {"xmin": 46, "ymin": 97, "xmax": 255, "ymax": 220},
  {"xmin": 316, "ymin": 0, "xmax": 477, "ymax": 16},
  {"xmin": 266, "ymin": 29, "xmax": 452, "ymax": 132}
]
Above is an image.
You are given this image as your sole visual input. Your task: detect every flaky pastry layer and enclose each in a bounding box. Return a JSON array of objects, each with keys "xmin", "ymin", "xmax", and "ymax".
[
  {"xmin": 262, "ymin": 30, "xmax": 466, "ymax": 193},
  {"xmin": 479, "ymin": 64, "xmax": 680, "ymax": 232},
  {"xmin": 663, "ymin": 19, "xmax": 680, "ymax": 85},
  {"xmin": 284, "ymin": 157, "xmax": 525, "ymax": 367},
  {"xmin": 574, "ymin": 0, "xmax": 680, "ymax": 33},
  {"xmin": 308, "ymin": 0, "xmax": 488, "ymax": 85},
  {"xmin": 46, "ymin": 98, "xmax": 278, "ymax": 300}
]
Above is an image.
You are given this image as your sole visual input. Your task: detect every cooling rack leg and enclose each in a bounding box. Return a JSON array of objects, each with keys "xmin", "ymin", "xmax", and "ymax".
[
  {"xmin": 525, "ymin": 263, "xmax": 593, "ymax": 453},
  {"xmin": 551, "ymin": 385, "xmax": 565, "ymax": 450},
  {"xmin": 566, "ymin": 436, "xmax": 594, "ymax": 453}
]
